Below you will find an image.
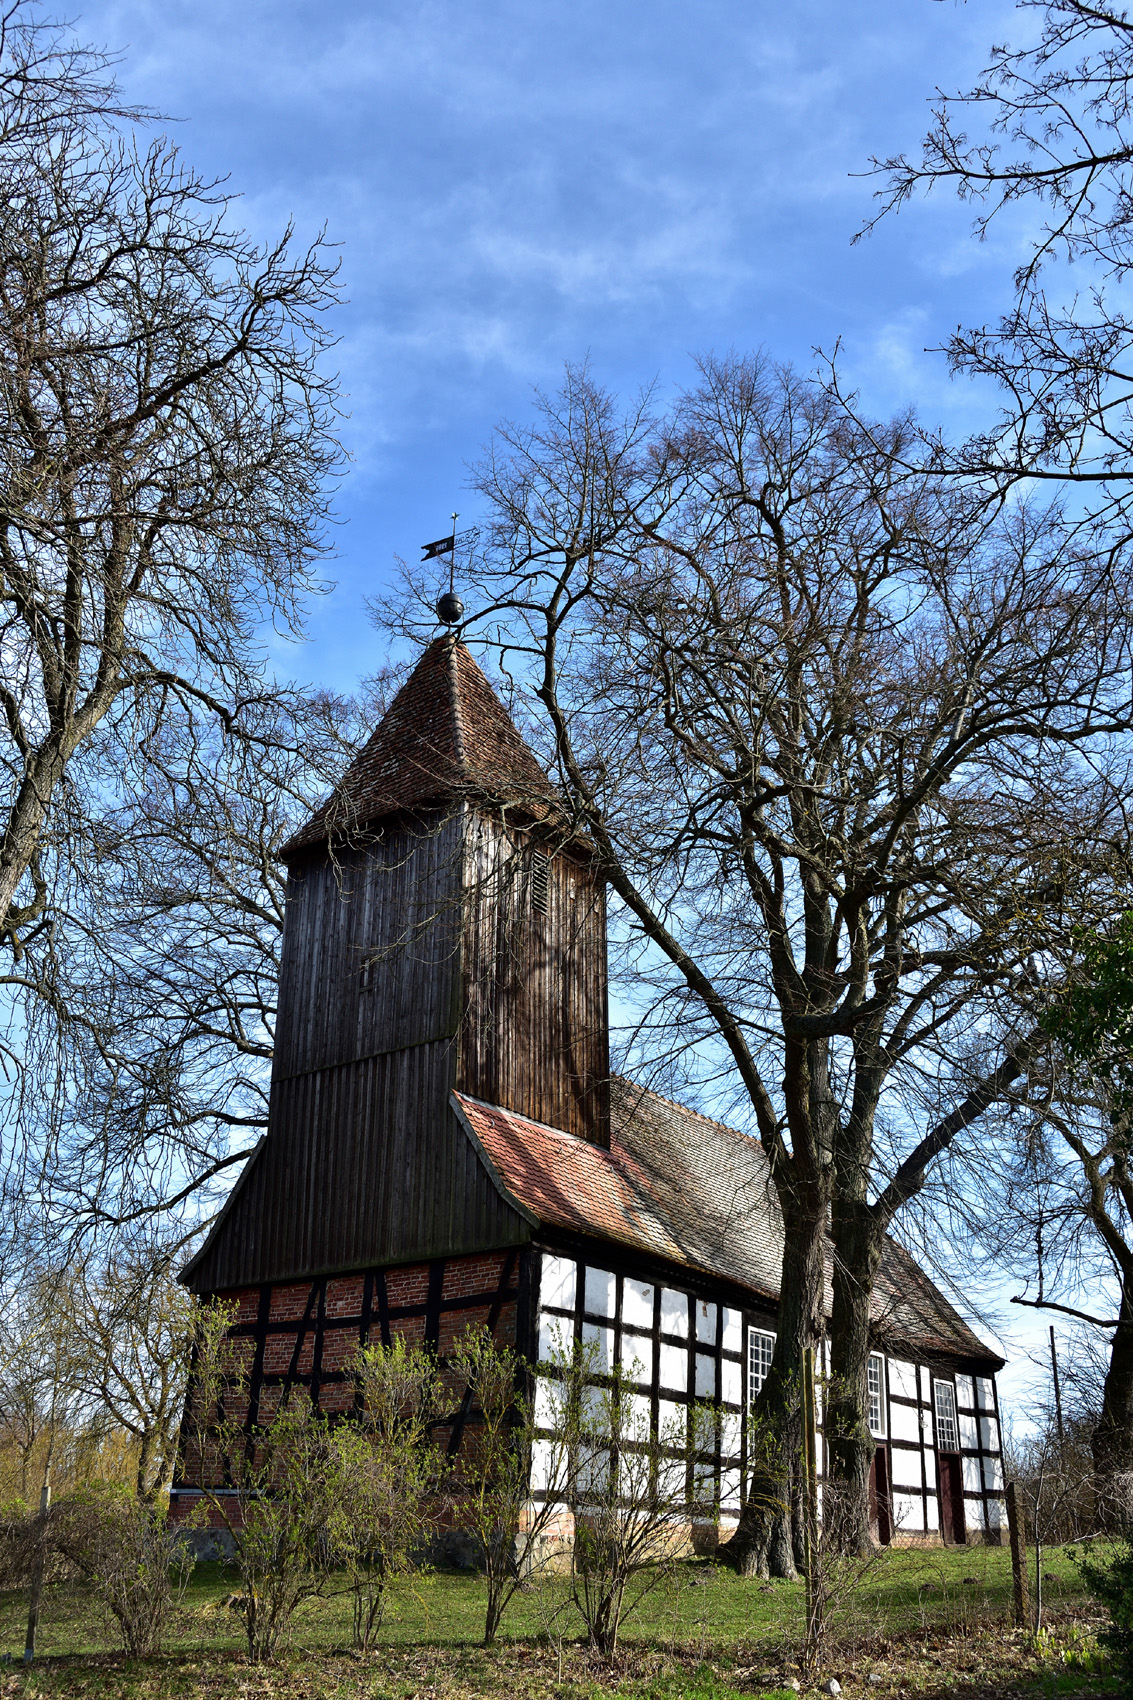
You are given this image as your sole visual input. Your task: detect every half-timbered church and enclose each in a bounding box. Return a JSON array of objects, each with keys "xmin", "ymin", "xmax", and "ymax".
[{"xmin": 172, "ymin": 632, "xmax": 1009, "ymax": 1551}]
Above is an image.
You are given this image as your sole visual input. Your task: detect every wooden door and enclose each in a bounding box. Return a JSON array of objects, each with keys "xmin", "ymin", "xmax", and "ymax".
[
  {"xmin": 939, "ymin": 1454, "xmax": 966, "ymax": 1546},
  {"xmin": 868, "ymin": 1446, "xmax": 891, "ymax": 1545}
]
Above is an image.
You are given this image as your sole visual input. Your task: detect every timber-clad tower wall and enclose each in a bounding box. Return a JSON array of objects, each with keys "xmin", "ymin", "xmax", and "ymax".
[{"xmin": 182, "ymin": 636, "xmax": 609, "ymax": 1295}]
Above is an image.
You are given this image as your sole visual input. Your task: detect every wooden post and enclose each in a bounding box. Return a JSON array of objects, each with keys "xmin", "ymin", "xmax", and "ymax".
[
  {"xmin": 23, "ymin": 1475, "xmax": 51, "ymax": 1664},
  {"xmin": 1005, "ymin": 1480, "xmax": 1029, "ymax": 1629}
]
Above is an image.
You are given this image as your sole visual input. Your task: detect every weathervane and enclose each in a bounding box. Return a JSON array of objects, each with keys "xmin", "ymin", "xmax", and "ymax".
[{"xmin": 422, "ymin": 511, "xmax": 464, "ymax": 625}]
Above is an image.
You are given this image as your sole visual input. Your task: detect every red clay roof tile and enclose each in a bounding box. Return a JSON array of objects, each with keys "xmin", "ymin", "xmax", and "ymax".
[{"xmin": 454, "ymin": 1080, "xmax": 1001, "ymax": 1365}]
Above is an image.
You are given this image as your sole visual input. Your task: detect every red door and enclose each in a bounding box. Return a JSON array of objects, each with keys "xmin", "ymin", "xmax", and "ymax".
[
  {"xmin": 939, "ymin": 1454, "xmax": 966, "ymax": 1546},
  {"xmin": 869, "ymin": 1446, "xmax": 891, "ymax": 1545}
]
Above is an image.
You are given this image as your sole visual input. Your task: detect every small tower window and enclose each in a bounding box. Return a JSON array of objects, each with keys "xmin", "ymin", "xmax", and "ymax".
[{"xmin": 531, "ymin": 851, "xmax": 550, "ymax": 916}]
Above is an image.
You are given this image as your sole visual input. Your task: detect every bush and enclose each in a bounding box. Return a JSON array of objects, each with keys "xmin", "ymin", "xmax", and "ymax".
[
  {"xmin": 1076, "ymin": 1533, "xmax": 1133, "ymax": 1681},
  {"xmin": 51, "ymin": 1485, "xmax": 193, "ymax": 1656},
  {"xmin": 338, "ymin": 1338, "xmax": 444, "ymax": 1650}
]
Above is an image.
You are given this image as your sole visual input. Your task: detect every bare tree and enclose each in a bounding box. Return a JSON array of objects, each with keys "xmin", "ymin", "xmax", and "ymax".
[
  {"xmin": 386, "ymin": 356, "xmax": 1133, "ymax": 1570},
  {"xmin": 66, "ymin": 1241, "xmax": 196, "ymax": 1502},
  {"xmin": 0, "ymin": 5, "xmax": 340, "ymax": 960},
  {"xmin": 865, "ymin": 0, "xmax": 1133, "ymax": 508},
  {"xmin": 0, "ymin": 688, "xmax": 369, "ymax": 1244}
]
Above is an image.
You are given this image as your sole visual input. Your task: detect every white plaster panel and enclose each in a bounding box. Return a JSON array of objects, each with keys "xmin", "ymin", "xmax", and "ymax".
[
  {"xmin": 889, "ymin": 1401, "xmax": 920, "ymax": 1443},
  {"xmin": 622, "ymin": 1392, "xmax": 652, "ymax": 1443},
  {"xmin": 983, "ymin": 1454, "xmax": 1005, "ymax": 1491},
  {"xmin": 721, "ymin": 1410, "xmax": 741, "ymax": 1458},
  {"xmin": 721, "ymin": 1358, "xmax": 742, "ymax": 1406},
  {"xmin": 620, "ymin": 1332, "xmax": 654, "ymax": 1386},
  {"xmin": 695, "ymin": 1299, "xmax": 718, "ymax": 1343},
  {"xmin": 980, "ymin": 1416, "xmax": 1000, "ymax": 1453},
  {"xmin": 893, "ymin": 1491, "xmax": 924, "ymax": 1533},
  {"xmin": 577, "ymin": 1448, "xmax": 611, "ymax": 1502},
  {"xmin": 659, "ymin": 1341, "xmax": 688, "ymax": 1392},
  {"xmin": 889, "ymin": 1359, "xmax": 917, "ymax": 1400},
  {"xmin": 919, "ymin": 1366, "xmax": 931, "ymax": 1403},
  {"xmin": 541, "ymin": 1254, "xmax": 576, "ymax": 1312},
  {"xmin": 661, "ymin": 1288, "xmax": 689, "ymax": 1337},
  {"xmin": 658, "ymin": 1398, "xmax": 685, "ymax": 1444},
  {"xmin": 584, "ymin": 1267, "xmax": 616, "ymax": 1318},
  {"xmin": 538, "ymin": 1312, "xmax": 573, "ymax": 1365},
  {"xmin": 581, "ymin": 1383, "xmax": 611, "ymax": 1434},
  {"xmin": 955, "ymin": 1374, "xmax": 975, "ymax": 1410},
  {"xmin": 924, "ymin": 1493, "xmax": 939, "ymax": 1531},
  {"xmin": 962, "ymin": 1455, "xmax": 982, "ymax": 1492},
  {"xmin": 987, "ymin": 1497, "xmax": 1005, "ymax": 1529},
  {"xmin": 923, "ymin": 1449, "xmax": 937, "ymax": 1489},
  {"xmin": 695, "ymin": 1352, "xmax": 716, "ymax": 1396},
  {"xmin": 721, "ymin": 1468, "xmax": 741, "ymax": 1510},
  {"xmin": 722, "ymin": 1308, "xmax": 743, "ymax": 1353},
  {"xmin": 622, "ymin": 1278, "xmax": 654, "ymax": 1329},
  {"xmin": 535, "ymin": 1376, "xmax": 567, "ymax": 1431},
  {"xmin": 890, "ymin": 1445, "xmax": 924, "ymax": 1489},
  {"xmin": 693, "ymin": 1462, "xmax": 716, "ymax": 1500},
  {"xmin": 976, "ymin": 1376, "xmax": 995, "ymax": 1412},
  {"xmin": 959, "ymin": 1414, "xmax": 979, "ymax": 1450},
  {"xmin": 531, "ymin": 1438, "xmax": 556, "ymax": 1492},
  {"xmin": 582, "ymin": 1320, "xmax": 613, "ymax": 1373}
]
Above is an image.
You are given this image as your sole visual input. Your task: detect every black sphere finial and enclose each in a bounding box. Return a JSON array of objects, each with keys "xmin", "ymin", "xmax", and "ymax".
[{"xmin": 436, "ymin": 590, "xmax": 464, "ymax": 625}]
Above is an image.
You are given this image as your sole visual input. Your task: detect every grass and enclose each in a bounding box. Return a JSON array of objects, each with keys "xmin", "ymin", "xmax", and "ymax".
[{"xmin": 0, "ymin": 1542, "xmax": 1121, "ymax": 1698}]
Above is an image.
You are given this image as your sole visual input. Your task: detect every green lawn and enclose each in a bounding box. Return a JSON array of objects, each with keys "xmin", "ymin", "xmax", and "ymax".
[{"xmin": 0, "ymin": 1542, "xmax": 1119, "ymax": 1698}]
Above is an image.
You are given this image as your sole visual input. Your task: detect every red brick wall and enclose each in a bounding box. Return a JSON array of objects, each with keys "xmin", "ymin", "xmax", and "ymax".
[{"xmin": 170, "ymin": 1247, "xmax": 522, "ymax": 1520}]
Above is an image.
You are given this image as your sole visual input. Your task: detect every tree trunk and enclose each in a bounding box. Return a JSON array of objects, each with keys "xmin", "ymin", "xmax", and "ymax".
[
  {"xmin": 717, "ymin": 1184, "xmax": 826, "ymax": 1577},
  {"xmin": 1094, "ymin": 1291, "xmax": 1133, "ymax": 1528},
  {"xmin": 826, "ymin": 1193, "xmax": 884, "ymax": 1557}
]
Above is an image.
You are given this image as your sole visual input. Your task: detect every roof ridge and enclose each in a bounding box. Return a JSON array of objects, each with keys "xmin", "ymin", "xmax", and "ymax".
[
  {"xmin": 611, "ymin": 1073, "xmax": 758, "ymax": 1146},
  {"xmin": 448, "ymin": 638, "xmax": 468, "ymax": 772}
]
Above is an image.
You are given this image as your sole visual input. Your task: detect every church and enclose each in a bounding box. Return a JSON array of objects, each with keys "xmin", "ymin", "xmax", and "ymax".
[{"xmin": 171, "ymin": 631, "xmax": 1009, "ymax": 1551}]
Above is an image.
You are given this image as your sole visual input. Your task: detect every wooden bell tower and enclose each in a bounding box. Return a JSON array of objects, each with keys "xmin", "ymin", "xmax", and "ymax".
[{"xmin": 182, "ymin": 635, "xmax": 609, "ymax": 1294}]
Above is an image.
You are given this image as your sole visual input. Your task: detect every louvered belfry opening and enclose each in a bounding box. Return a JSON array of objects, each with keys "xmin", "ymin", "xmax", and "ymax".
[{"xmin": 182, "ymin": 635, "xmax": 609, "ymax": 1296}]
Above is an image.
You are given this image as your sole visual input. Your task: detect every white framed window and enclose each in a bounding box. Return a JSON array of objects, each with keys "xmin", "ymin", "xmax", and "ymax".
[
  {"xmin": 933, "ymin": 1379, "xmax": 959, "ymax": 1451},
  {"xmin": 867, "ymin": 1353, "xmax": 886, "ymax": 1437},
  {"xmin": 748, "ymin": 1328, "xmax": 775, "ymax": 1403}
]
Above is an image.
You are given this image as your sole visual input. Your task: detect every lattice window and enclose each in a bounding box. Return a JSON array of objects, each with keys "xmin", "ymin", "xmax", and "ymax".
[
  {"xmin": 748, "ymin": 1328, "xmax": 775, "ymax": 1403},
  {"xmin": 531, "ymin": 851, "xmax": 550, "ymax": 915},
  {"xmin": 867, "ymin": 1353, "xmax": 886, "ymax": 1437},
  {"xmin": 934, "ymin": 1379, "xmax": 959, "ymax": 1451}
]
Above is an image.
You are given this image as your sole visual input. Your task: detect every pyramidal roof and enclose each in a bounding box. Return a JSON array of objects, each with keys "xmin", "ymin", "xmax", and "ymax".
[{"xmin": 282, "ymin": 636, "xmax": 564, "ymax": 858}]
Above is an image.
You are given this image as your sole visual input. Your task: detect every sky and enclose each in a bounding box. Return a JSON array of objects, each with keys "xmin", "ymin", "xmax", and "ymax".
[{"xmin": 77, "ymin": 0, "xmax": 1074, "ymax": 1415}]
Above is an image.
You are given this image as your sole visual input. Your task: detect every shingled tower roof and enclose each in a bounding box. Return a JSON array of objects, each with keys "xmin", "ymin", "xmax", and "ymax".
[{"xmin": 281, "ymin": 636, "xmax": 564, "ymax": 858}]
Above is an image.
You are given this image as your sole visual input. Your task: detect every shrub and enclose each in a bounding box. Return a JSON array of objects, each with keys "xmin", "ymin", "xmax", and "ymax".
[
  {"xmin": 51, "ymin": 1485, "xmax": 193, "ymax": 1656},
  {"xmin": 337, "ymin": 1338, "xmax": 444, "ymax": 1650},
  {"xmin": 188, "ymin": 1304, "xmax": 355, "ymax": 1661},
  {"xmin": 1076, "ymin": 1533, "xmax": 1133, "ymax": 1681}
]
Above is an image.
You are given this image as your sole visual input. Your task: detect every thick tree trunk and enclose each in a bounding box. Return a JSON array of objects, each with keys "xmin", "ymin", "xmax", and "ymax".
[
  {"xmin": 717, "ymin": 1184, "xmax": 826, "ymax": 1577},
  {"xmin": 1094, "ymin": 1292, "xmax": 1133, "ymax": 1528},
  {"xmin": 826, "ymin": 1194, "xmax": 884, "ymax": 1557}
]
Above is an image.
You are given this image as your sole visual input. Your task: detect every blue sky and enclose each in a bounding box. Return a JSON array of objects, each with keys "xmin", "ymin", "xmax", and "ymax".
[
  {"xmin": 83, "ymin": 0, "xmax": 1071, "ymax": 1405},
  {"xmin": 86, "ymin": 0, "xmax": 1028, "ymax": 683}
]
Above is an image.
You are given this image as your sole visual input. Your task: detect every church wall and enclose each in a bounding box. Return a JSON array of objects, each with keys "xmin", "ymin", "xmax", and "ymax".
[{"xmin": 170, "ymin": 1244, "xmax": 528, "ymax": 1535}]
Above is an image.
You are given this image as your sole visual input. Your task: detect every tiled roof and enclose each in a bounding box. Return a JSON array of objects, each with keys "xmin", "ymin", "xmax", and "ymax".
[
  {"xmin": 454, "ymin": 1080, "xmax": 1002, "ymax": 1366},
  {"xmin": 282, "ymin": 637, "xmax": 563, "ymax": 857}
]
